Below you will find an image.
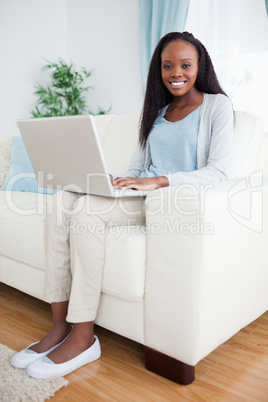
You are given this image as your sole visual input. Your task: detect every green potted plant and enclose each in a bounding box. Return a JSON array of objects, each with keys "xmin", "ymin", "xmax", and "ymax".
[{"xmin": 31, "ymin": 59, "xmax": 110, "ymax": 117}]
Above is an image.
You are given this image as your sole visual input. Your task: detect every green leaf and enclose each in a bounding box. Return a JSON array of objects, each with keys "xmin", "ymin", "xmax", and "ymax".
[
  {"xmin": 31, "ymin": 58, "xmax": 109, "ymax": 117},
  {"xmin": 95, "ymin": 105, "xmax": 112, "ymax": 115}
]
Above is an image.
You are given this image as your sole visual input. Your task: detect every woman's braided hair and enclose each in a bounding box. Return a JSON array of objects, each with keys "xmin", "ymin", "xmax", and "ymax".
[{"xmin": 139, "ymin": 31, "xmax": 227, "ymax": 148}]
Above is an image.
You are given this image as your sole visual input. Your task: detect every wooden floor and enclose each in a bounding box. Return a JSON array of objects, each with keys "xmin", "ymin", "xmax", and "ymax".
[{"xmin": 0, "ymin": 283, "xmax": 267, "ymax": 401}]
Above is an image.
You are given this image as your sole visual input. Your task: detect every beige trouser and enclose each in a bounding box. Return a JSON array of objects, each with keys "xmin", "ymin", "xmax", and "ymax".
[{"xmin": 44, "ymin": 190, "xmax": 146, "ymax": 323}]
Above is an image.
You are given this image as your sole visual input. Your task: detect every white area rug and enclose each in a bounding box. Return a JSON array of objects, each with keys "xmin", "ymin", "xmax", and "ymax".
[{"xmin": 0, "ymin": 344, "xmax": 68, "ymax": 401}]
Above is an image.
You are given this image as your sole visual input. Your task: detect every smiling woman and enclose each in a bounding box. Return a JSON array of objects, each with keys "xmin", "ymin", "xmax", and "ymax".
[
  {"xmin": 11, "ymin": 31, "xmax": 234, "ymax": 380},
  {"xmin": 139, "ymin": 32, "xmax": 229, "ymax": 147},
  {"xmin": 134, "ymin": 31, "xmax": 233, "ymax": 189}
]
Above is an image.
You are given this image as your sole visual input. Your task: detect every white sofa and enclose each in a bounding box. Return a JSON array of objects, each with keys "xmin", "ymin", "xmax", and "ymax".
[{"xmin": 0, "ymin": 111, "xmax": 267, "ymax": 384}]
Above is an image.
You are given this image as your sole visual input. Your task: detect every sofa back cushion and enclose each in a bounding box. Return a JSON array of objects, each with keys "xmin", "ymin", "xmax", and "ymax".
[
  {"xmin": 229, "ymin": 111, "xmax": 264, "ymax": 178},
  {"xmin": 95, "ymin": 111, "xmax": 265, "ymax": 179},
  {"xmin": 0, "ymin": 111, "xmax": 264, "ymax": 186}
]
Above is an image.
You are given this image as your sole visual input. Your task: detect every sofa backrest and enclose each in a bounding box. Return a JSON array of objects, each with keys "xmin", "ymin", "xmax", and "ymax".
[
  {"xmin": 0, "ymin": 111, "xmax": 265, "ymax": 188},
  {"xmin": 94, "ymin": 110, "xmax": 265, "ymax": 179}
]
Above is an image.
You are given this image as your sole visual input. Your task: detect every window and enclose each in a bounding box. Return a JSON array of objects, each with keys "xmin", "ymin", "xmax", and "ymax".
[{"xmin": 185, "ymin": 0, "xmax": 268, "ymax": 130}]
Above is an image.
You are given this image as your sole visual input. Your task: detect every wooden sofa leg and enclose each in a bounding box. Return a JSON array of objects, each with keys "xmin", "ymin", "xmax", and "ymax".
[{"xmin": 144, "ymin": 346, "xmax": 195, "ymax": 385}]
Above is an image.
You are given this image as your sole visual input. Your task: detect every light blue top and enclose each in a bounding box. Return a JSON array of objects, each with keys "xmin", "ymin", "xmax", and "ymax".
[
  {"xmin": 121, "ymin": 93, "xmax": 234, "ymax": 185},
  {"xmin": 140, "ymin": 104, "xmax": 201, "ymax": 178}
]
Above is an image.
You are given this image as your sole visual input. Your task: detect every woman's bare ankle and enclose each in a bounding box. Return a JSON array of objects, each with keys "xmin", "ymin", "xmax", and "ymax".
[
  {"xmin": 29, "ymin": 322, "xmax": 72, "ymax": 353},
  {"xmin": 46, "ymin": 322, "xmax": 95, "ymax": 364}
]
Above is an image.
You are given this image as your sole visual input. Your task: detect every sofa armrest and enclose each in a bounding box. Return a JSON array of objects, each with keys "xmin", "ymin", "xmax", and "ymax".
[{"xmin": 144, "ymin": 176, "xmax": 268, "ymax": 366}]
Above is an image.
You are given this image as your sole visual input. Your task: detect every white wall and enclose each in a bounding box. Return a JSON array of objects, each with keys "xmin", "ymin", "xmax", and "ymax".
[
  {"xmin": 0, "ymin": 0, "xmax": 143, "ymax": 140},
  {"xmin": 0, "ymin": 0, "xmax": 68, "ymax": 140},
  {"xmin": 3, "ymin": 0, "xmax": 264, "ymax": 141},
  {"xmin": 67, "ymin": 0, "xmax": 143, "ymax": 116}
]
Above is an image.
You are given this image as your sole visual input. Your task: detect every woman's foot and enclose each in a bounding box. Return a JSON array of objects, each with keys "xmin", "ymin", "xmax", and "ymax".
[
  {"xmin": 10, "ymin": 324, "xmax": 72, "ymax": 369},
  {"xmin": 26, "ymin": 334, "xmax": 101, "ymax": 379},
  {"xmin": 45, "ymin": 323, "xmax": 95, "ymax": 364},
  {"xmin": 29, "ymin": 323, "xmax": 72, "ymax": 354}
]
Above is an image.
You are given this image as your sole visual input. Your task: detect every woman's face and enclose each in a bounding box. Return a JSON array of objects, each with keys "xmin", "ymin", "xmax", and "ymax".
[{"xmin": 161, "ymin": 40, "xmax": 199, "ymax": 98}]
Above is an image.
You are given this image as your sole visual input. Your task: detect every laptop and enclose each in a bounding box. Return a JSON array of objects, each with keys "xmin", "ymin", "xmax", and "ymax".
[{"xmin": 17, "ymin": 115, "xmax": 149, "ymax": 197}]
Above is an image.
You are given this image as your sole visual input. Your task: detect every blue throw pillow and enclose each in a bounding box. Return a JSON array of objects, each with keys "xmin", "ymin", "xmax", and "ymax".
[{"xmin": 1, "ymin": 136, "xmax": 56, "ymax": 194}]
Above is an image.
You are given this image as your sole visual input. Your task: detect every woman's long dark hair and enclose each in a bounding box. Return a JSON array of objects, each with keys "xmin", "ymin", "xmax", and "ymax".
[{"xmin": 139, "ymin": 31, "xmax": 227, "ymax": 148}]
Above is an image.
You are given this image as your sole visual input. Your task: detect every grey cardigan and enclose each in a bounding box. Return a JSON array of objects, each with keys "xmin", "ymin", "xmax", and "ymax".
[{"xmin": 124, "ymin": 93, "xmax": 234, "ymax": 186}]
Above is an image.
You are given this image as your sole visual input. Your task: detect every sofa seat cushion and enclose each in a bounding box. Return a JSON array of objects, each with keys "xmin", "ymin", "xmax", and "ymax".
[
  {"xmin": 0, "ymin": 191, "xmax": 47, "ymax": 269},
  {"xmin": 0, "ymin": 192, "xmax": 146, "ymax": 301}
]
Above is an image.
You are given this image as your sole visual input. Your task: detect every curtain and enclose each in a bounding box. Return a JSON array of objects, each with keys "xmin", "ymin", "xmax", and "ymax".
[
  {"xmin": 139, "ymin": 0, "xmax": 189, "ymax": 90},
  {"xmin": 185, "ymin": 0, "xmax": 268, "ymax": 131}
]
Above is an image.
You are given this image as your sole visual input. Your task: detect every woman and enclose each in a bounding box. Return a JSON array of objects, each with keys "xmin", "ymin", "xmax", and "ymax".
[{"xmin": 11, "ymin": 32, "xmax": 233, "ymax": 379}]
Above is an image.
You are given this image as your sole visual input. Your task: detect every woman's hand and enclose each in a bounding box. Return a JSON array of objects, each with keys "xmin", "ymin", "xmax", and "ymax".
[{"xmin": 112, "ymin": 176, "xmax": 169, "ymax": 191}]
